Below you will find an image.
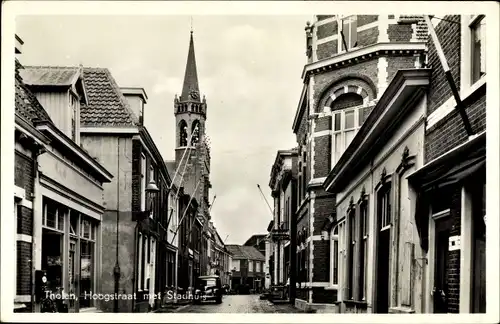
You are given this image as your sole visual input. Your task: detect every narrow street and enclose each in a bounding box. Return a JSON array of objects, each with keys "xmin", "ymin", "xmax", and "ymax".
[{"xmin": 174, "ymin": 295, "xmax": 301, "ymax": 313}]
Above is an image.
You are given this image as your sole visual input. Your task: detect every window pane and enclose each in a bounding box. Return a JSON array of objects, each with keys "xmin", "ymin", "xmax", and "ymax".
[
  {"xmin": 334, "ymin": 113, "xmax": 341, "ymax": 131},
  {"xmin": 46, "ymin": 202, "xmax": 57, "ymax": 228},
  {"xmin": 472, "ymin": 18, "xmax": 486, "ymax": 83},
  {"xmin": 333, "ymin": 240, "xmax": 338, "ymax": 285},
  {"xmin": 345, "ymin": 130, "xmax": 355, "ymax": 148},
  {"xmin": 57, "ymin": 208, "xmax": 65, "ymax": 231},
  {"xmin": 345, "ymin": 111, "xmax": 355, "ymax": 129},
  {"xmin": 350, "ymin": 18, "xmax": 357, "ymax": 48}
]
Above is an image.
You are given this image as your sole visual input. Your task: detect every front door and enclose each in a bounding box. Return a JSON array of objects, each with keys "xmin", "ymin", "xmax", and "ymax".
[{"xmin": 433, "ymin": 216, "xmax": 452, "ymax": 313}]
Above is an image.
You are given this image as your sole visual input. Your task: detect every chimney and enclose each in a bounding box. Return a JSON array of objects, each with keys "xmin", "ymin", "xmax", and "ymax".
[
  {"xmin": 120, "ymin": 87, "xmax": 148, "ymax": 125},
  {"xmin": 15, "ymin": 34, "xmax": 24, "ymax": 54}
]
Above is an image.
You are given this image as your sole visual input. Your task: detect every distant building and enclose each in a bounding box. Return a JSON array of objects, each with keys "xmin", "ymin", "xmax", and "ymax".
[
  {"xmin": 243, "ymin": 234, "xmax": 267, "ymax": 257},
  {"xmin": 268, "ymin": 149, "xmax": 298, "ymax": 304},
  {"xmin": 226, "ymin": 245, "xmax": 265, "ymax": 293}
]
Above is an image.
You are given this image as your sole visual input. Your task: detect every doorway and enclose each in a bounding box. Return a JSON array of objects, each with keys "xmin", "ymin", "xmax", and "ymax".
[{"xmin": 433, "ymin": 215, "xmax": 452, "ymax": 313}]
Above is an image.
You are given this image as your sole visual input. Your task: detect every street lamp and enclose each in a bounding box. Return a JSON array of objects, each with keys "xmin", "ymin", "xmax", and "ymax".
[{"xmin": 114, "ymin": 178, "xmax": 159, "ymax": 313}]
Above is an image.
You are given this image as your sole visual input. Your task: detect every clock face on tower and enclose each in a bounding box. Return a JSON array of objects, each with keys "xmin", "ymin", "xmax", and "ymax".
[{"xmin": 190, "ymin": 90, "xmax": 199, "ymax": 100}]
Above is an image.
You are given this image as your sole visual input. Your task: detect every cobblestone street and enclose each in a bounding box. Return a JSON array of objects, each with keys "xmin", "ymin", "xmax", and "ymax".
[{"xmin": 173, "ymin": 295, "xmax": 301, "ymax": 313}]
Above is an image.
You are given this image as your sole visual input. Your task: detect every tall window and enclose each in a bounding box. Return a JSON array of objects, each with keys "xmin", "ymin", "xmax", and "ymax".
[
  {"xmin": 379, "ymin": 186, "xmax": 391, "ymax": 230},
  {"xmin": 191, "ymin": 120, "xmax": 200, "ymax": 146},
  {"xmin": 358, "ymin": 200, "xmax": 368, "ymax": 300},
  {"xmin": 140, "ymin": 154, "xmax": 146, "ymax": 211},
  {"xmin": 298, "ymin": 162, "xmax": 302, "ymax": 204},
  {"xmin": 249, "ymin": 260, "xmax": 253, "ymax": 272},
  {"xmin": 149, "ymin": 166, "xmax": 155, "ymax": 219},
  {"xmin": 347, "ymin": 208, "xmax": 356, "ymax": 300},
  {"xmin": 332, "ymin": 105, "xmax": 371, "ymax": 167},
  {"xmin": 179, "ymin": 120, "xmax": 188, "ymax": 146},
  {"xmin": 302, "ymin": 151, "xmax": 307, "ymax": 199},
  {"xmin": 331, "ymin": 223, "xmax": 342, "ymax": 286},
  {"xmin": 138, "ymin": 232, "xmax": 143, "ymax": 291},
  {"xmin": 470, "ymin": 15, "xmax": 486, "ymax": 84},
  {"xmin": 340, "ymin": 16, "xmax": 358, "ymax": 51}
]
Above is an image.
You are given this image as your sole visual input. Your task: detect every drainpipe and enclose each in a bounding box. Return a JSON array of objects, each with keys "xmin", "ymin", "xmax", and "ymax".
[{"xmin": 31, "ymin": 143, "xmax": 46, "ymax": 312}]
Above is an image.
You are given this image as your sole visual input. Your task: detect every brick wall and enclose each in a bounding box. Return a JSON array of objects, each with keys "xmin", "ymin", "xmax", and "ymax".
[
  {"xmin": 358, "ymin": 27, "xmax": 379, "ymax": 47},
  {"xmin": 17, "ymin": 241, "xmax": 32, "ymax": 296},
  {"xmin": 15, "ymin": 151, "xmax": 34, "ymax": 201},
  {"xmin": 386, "ymin": 56, "xmax": 417, "ymax": 84},
  {"xmin": 314, "ymin": 116, "xmax": 331, "ymax": 132},
  {"xmin": 17, "ymin": 205, "xmax": 32, "ymax": 236},
  {"xmin": 312, "ymin": 286, "xmax": 336, "ymax": 303},
  {"xmin": 312, "ymin": 59, "xmax": 379, "ymax": 109},
  {"xmin": 312, "ymin": 192, "xmax": 336, "ymax": 235},
  {"xmin": 317, "ymin": 15, "xmax": 335, "ymax": 21},
  {"xmin": 387, "ymin": 24, "xmax": 413, "ymax": 42},
  {"xmin": 312, "ymin": 240, "xmax": 329, "ymax": 282},
  {"xmin": 313, "ymin": 135, "xmax": 331, "ymax": 178},
  {"xmin": 358, "ymin": 15, "xmax": 378, "ymax": 27},
  {"xmin": 317, "ymin": 40, "xmax": 338, "ymax": 61},
  {"xmin": 427, "ymin": 15, "xmax": 461, "ymax": 115},
  {"xmin": 425, "ymin": 86, "xmax": 486, "ymax": 162},
  {"xmin": 317, "ymin": 21, "xmax": 338, "ymax": 40}
]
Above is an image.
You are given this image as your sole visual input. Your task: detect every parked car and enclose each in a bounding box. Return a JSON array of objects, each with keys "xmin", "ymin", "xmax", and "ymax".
[{"xmin": 193, "ymin": 275, "xmax": 223, "ymax": 304}]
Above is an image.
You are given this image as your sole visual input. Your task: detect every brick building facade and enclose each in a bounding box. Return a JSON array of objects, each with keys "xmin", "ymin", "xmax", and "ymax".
[
  {"xmin": 408, "ymin": 15, "xmax": 486, "ymax": 314},
  {"xmin": 292, "ymin": 15, "xmax": 427, "ymax": 312}
]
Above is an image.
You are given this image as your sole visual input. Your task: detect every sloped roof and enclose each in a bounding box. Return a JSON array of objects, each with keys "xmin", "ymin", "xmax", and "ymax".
[
  {"xmin": 20, "ymin": 66, "xmax": 80, "ymax": 87},
  {"xmin": 15, "ymin": 61, "xmax": 52, "ymax": 125},
  {"xmin": 225, "ymin": 245, "xmax": 265, "ymax": 261},
  {"xmin": 243, "ymin": 234, "xmax": 267, "ymax": 247},
  {"xmin": 181, "ymin": 31, "xmax": 201, "ymax": 102},
  {"xmin": 80, "ymin": 67, "xmax": 139, "ymax": 127}
]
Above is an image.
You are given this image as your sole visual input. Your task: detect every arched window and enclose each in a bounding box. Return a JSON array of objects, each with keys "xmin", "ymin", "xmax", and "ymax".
[
  {"xmin": 191, "ymin": 120, "xmax": 200, "ymax": 146},
  {"xmin": 331, "ymin": 93, "xmax": 363, "ymax": 111},
  {"xmin": 179, "ymin": 120, "xmax": 188, "ymax": 147}
]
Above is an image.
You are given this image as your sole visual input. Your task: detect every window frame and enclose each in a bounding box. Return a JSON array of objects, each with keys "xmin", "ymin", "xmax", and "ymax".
[
  {"xmin": 338, "ymin": 15, "xmax": 358, "ymax": 53},
  {"xmin": 331, "ymin": 105, "xmax": 370, "ymax": 169},
  {"xmin": 140, "ymin": 154, "xmax": 146, "ymax": 211},
  {"xmin": 138, "ymin": 232, "xmax": 143, "ymax": 291},
  {"xmin": 469, "ymin": 15, "xmax": 486, "ymax": 85},
  {"xmin": 347, "ymin": 207, "xmax": 356, "ymax": 300},
  {"xmin": 358, "ymin": 198, "xmax": 369, "ymax": 301}
]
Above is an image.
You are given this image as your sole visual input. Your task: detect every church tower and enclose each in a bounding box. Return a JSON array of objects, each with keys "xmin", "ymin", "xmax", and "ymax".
[{"xmin": 174, "ymin": 30, "xmax": 211, "ymax": 222}]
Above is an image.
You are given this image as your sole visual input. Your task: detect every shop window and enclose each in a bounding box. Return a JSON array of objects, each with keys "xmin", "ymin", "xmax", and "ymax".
[
  {"xmin": 42, "ymin": 228, "xmax": 63, "ymax": 292},
  {"xmin": 79, "ymin": 240, "xmax": 94, "ymax": 308}
]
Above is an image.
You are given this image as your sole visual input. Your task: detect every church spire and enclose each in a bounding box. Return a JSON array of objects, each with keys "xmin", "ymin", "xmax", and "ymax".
[{"xmin": 181, "ymin": 29, "xmax": 200, "ymax": 102}]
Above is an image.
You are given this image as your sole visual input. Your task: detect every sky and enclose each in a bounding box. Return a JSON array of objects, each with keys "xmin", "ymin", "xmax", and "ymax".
[{"xmin": 16, "ymin": 15, "xmax": 311, "ymax": 244}]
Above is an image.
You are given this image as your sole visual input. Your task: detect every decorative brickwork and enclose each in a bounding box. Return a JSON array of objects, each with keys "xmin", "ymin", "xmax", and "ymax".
[
  {"xmin": 317, "ymin": 40, "xmax": 338, "ymax": 61},
  {"xmin": 317, "ymin": 21, "xmax": 338, "ymax": 40},
  {"xmin": 358, "ymin": 27, "xmax": 379, "ymax": 47}
]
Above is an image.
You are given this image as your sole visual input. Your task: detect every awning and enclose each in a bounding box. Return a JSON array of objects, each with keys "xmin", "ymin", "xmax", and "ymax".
[
  {"xmin": 408, "ymin": 131, "xmax": 485, "ymax": 191},
  {"xmin": 408, "ymin": 131, "xmax": 486, "ymax": 252}
]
